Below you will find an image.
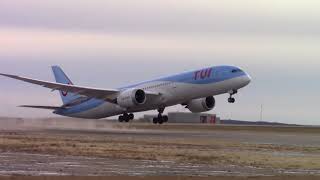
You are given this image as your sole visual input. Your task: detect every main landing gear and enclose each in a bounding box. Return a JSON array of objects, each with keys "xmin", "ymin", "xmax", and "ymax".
[
  {"xmin": 228, "ymin": 89, "xmax": 238, "ymax": 103},
  {"xmin": 153, "ymin": 107, "xmax": 168, "ymax": 124},
  {"xmin": 118, "ymin": 113, "xmax": 134, "ymax": 123}
]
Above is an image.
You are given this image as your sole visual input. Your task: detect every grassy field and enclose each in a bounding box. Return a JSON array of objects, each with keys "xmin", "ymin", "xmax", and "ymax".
[
  {"xmin": 1, "ymin": 176, "xmax": 320, "ymax": 180},
  {"xmin": 0, "ymin": 127, "xmax": 319, "ymax": 170}
]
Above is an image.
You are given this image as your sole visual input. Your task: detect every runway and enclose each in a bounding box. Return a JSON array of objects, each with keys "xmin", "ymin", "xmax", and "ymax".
[
  {"xmin": 0, "ymin": 152, "xmax": 285, "ymax": 176},
  {"xmin": 0, "ymin": 151, "xmax": 319, "ymax": 176},
  {"xmin": 0, "ymin": 118, "xmax": 319, "ymax": 177}
]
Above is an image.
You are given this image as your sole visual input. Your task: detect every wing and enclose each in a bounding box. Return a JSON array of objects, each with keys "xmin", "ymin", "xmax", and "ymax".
[
  {"xmin": 0, "ymin": 73, "xmax": 120, "ymax": 102},
  {"xmin": 0, "ymin": 73, "xmax": 160, "ymax": 102},
  {"xmin": 19, "ymin": 105, "xmax": 63, "ymax": 110}
]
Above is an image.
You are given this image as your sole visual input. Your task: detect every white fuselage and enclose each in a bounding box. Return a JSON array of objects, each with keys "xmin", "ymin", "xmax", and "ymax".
[{"xmin": 69, "ymin": 75, "xmax": 250, "ymax": 119}]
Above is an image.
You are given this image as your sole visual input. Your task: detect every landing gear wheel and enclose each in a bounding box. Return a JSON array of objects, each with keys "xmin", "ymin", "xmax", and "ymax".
[
  {"xmin": 154, "ymin": 107, "xmax": 166, "ymax": 124},
  {"xmin": 228, "ymin": 89, "xmax": 237, "ymax": 103},
  {"xmin": 163, "ymin": 115, "xmax": 168, "ymax": 123},
  {"xmin": 119, "ymin": 113, "xmax": 133, "ymax": 123},
  {"xmin": 118, "ymin": 115, "xmax": 124, "ymax": 122},
  {"xmin": 129, "ymin": 113, "xmax": 134, "ymax": 120},
  {"xmin": 228, "ymin": 97, "xmax": 235, "ymax": 103},
  {"xmin": 123, "ymin": 113, "xmax": 130, "ymax": 122},
  {"xmin": 153, "ymin": 118, "xmax": 158, "ymax": 124},
  {"xmin": 158, "ymin": 118, "xmax": 164, "ymax": 124}
]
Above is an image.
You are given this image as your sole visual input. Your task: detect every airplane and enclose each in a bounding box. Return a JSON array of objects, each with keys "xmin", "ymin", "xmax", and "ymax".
[{"xmin": 0, "ymin": 65, "xmax": 251, "ymax": 124}]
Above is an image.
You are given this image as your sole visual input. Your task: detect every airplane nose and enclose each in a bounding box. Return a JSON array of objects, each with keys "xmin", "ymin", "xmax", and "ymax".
[{"xmin": 245, "ymin": 73, "xmax": 252, "ymax": 85}]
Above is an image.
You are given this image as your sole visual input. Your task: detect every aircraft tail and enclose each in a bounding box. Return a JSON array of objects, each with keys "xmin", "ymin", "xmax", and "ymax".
[{"xmin": 51, "ymin": 66, "xmax": 81, "ymax": 104}]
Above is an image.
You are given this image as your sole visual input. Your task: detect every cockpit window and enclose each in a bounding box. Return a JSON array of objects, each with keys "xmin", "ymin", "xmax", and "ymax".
[{"xmin": 231, "ymin": 69, "xmax": 242, "ymax": 73}]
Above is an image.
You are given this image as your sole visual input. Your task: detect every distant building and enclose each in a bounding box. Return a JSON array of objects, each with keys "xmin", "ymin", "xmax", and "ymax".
[{"xmin": 143, "ymin": 112, "xmax": 220, "ymax": 124}]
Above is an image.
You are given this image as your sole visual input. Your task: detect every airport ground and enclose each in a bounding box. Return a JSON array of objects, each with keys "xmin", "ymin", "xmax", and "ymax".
[{"xmin": 0, "ymin": 117, "xmax": 319, "ymax": 179}]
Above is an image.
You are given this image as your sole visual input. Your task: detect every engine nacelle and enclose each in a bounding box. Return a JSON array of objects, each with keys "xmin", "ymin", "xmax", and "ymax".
[
  {"xmin": 187, "ymin": 96, "xmax": 215, "ymax": 113},
  {"xmin": 117, "ymin": 89, "xmax": 146, "ymax": 108}
]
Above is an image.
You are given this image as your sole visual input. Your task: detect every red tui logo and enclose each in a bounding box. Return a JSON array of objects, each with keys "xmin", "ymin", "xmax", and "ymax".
[{"xmin": 194, "ymin": 68, "xmax": 212, "ymax": 80}]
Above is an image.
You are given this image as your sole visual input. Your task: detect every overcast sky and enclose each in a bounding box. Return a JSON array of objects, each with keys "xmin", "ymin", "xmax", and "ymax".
[{"xmin": 0, "ymin": 0, "xmax": 319, "ymax": 125}]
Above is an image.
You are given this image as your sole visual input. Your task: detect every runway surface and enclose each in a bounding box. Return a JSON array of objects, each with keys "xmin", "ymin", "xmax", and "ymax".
[{"xmin": 0, "ymin": 152, "xmax": 291, "ymax": 176}]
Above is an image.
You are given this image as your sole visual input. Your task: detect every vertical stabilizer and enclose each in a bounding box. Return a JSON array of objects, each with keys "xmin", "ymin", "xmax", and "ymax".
[{"xmin": 51, "ymin": 66, "xmax": 81, "ymax": 104}]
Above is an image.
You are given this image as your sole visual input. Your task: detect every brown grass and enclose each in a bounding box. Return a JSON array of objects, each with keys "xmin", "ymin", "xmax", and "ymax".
[
  {"xmin": 1, "ymin": 176, "xmax": 320, "ymax": 180},
  {"xmin": 0, "ymin": 130, "xmax": 319, "ymax": 170}
]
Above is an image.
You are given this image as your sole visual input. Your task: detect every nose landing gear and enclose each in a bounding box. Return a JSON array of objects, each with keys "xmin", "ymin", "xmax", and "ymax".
[
  {"xmin": 228, "ymin": 97, "xmax": 235, "ymax": 103},
  {"xmin": 228, "ymin": 89, "xmax": 238, "ymax": 103}
]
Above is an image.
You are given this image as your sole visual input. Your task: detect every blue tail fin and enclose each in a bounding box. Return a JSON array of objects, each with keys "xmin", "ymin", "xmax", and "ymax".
[{"xmin": 51, "ymin": 66, "xmax": 81, "ymax": 104}]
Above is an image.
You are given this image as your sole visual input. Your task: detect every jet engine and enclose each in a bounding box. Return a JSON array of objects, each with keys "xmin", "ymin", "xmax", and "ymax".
[
  {"xmin": 117, "ymin": 89, "xmax": 146, "ymax": 108},
  {"xmin": 187, "ymin": 96, "xmax": 215, "ymax": 113}
]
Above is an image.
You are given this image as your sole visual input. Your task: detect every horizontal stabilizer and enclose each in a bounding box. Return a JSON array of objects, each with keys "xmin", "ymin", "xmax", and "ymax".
[{"xmin": 19, "ymin": 105, "xmax": 63, "ymax": 110}]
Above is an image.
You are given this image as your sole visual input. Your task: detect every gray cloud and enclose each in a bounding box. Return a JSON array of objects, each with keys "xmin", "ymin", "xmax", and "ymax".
[{"xmin": 0, "ymin": 1, "xmax": 320, "ymax": 36}]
